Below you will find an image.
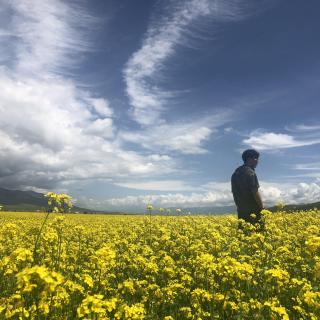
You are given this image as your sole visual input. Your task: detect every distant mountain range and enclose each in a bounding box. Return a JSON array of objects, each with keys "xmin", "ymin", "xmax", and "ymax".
[
  {"xmin": 163, "ymin": 202, "xmax": 320, "ymax": 214},
  {"xmin": 267, "ymin": 202, "xmax": 320, "ymax": 212},
  {"xmin": 0, "ymin": 187, "xmax": 93, "ymax": 213},
  {"xmin": 164, "ymin": 205, "xmax": 237, "ymax": 214},
  {"xmin": 0, "ymin": 187, "xmax": 319, "ymax": 213}
]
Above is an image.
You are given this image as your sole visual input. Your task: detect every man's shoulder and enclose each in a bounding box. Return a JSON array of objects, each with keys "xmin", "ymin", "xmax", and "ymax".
[
  {"xmin": 243, "ymin": 165, "xmax": 256, "ymax": 175},
  {"xmin": 234, "ymin": 165, "xmax": 255, "ymax": 174},
  {"xmin": 232, "ymin": 165, "xmax": 256, "ymax": 181}
]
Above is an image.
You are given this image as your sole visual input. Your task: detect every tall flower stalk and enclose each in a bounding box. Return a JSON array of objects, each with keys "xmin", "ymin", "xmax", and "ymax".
[
  {"xmin": 33, "ymin": 210, "xmax": 51, "ymax": 263},
  {"xmin": 146, "ymin": 204, "xmax": 153, "ymax": 244},
  {"xmin": 33, "ymin": 192, "xmax": 73, "ymax": 264}
]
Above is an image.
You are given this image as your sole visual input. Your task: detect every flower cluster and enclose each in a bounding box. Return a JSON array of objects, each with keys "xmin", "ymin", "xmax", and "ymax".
[
  {"xmin": 0, "ymin": 209, "xmax": 320, "ymax": 319},
  {"xmin": 45, "ymin": 192, "xmax": 73, "ymax": 213}
]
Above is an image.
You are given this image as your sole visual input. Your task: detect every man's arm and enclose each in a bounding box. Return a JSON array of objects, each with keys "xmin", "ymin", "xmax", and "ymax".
[
  {"xmin": 253, "ymin": 190, "xmax": 263, "ymax": 210},
  {"xmin": 247, "ymin": 170, "xmax": 263, "ymax": 210}
]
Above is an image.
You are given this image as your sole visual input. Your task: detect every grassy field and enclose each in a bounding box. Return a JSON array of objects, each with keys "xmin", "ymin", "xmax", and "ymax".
[{"xmin": 0, "ymin": 210, "xmax": 320, "ymax": 319}]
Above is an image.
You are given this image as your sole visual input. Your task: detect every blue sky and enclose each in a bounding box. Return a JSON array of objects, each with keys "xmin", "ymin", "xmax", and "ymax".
[{"xmin": 0, "ymin": 0, "xmax": 320, "ymax": 211}]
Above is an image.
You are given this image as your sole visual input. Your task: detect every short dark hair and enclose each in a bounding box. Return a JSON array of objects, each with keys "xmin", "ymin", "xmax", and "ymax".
[{"xmin": 242, "ymin": 149, "xmax": 259, "ymax": 162}]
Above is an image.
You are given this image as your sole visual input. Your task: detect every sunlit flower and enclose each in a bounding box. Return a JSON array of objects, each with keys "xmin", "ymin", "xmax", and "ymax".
[
  {"xmin": 1, "ymin": 209, "xmax": 320, "ymax": 319},
  {"xmin": 146, "ymin": 204, "xmax": 153, "ymax": 211}
]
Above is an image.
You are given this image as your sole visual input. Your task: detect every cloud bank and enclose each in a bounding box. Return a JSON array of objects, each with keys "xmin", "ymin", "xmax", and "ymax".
[
  {"xmin": 0, "ymin": 0, "xmax": 245, "ymax": 193},
  {"xmin": 90, "ymin": 180, "xmax": 320, "ymax": 211},
  {"xmin": 0, "ymin": 0, "xmax": 179, "ymax": 191}
]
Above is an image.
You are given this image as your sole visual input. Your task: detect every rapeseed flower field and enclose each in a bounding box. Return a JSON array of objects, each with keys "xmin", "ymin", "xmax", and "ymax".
[{"xmin": 0, "ymin": 210, "xmax": 320, "ymax": 319}]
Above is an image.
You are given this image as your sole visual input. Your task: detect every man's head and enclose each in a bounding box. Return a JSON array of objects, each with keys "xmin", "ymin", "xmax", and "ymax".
[{"xmin": 242, "ymin": 149, "xmax": 260, "ymax": 168}]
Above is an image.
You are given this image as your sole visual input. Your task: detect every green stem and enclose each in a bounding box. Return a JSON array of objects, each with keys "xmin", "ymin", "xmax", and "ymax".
[
  {"xmin": 149, "ymin": 209, "xmax": 152, "ymax": 244},
  {"xmin": 33, "ymin": 210, "xmax": 51, "ymax": 264},
  {"xmin": 55, "ymin": 231, "xmax": 62, "ymax": 270}
]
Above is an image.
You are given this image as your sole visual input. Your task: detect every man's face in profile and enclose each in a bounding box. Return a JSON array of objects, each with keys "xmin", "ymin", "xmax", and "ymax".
[{"xmin": 246, "ymin": 157, "xmax": 259, "ymax": 169}]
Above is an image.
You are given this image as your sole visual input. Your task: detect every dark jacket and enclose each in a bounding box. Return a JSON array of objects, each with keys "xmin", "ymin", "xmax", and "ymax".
[{"xmin": 231, "ymin": 165, "xmax": 261, "ymax": 220}]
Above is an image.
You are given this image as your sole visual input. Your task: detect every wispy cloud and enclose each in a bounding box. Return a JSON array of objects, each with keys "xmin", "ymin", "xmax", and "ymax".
[
  {"xmin": 293, "ymin": 162, "xmax": 320, "ymax": 171},
  {"xmin": 243, "ymin": 131, "xmax": 320, "ymax": 150},
  {"xmin": 286, "ymin": 123, "xmax": 320, "ymax": 132},
  {"xmin": 290, "ymin": 162, "xmax": 320, "ymax": 179},
  {"xmin": 120, "ymin": 110, "xmax": 232, "ymax": 154},
  {"xmin": 1, "ymin": 0, "xmax": 94, "ymax": 77},
  {"xmin": 114, "ymin": 180, "xmax": 194, "ymax": 192},
  {"xmin": 123, "ymin": 0, "xmax": 256, "ymax": 126}
]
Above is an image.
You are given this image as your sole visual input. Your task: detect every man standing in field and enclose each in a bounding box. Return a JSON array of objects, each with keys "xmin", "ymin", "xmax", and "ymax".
[{"xmin": 231, "ymin": 149, "xmax": 264, "ymax": 230}]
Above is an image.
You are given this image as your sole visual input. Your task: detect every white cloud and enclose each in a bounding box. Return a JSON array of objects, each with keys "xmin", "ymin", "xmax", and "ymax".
[
  {"xmin": 121, "ymin": 122, "xmax": 212, "ymax": 154},
  {"xmin": 114, "ymin": 180, "xmax": 194, "ymax": 192},
  {"xmin": 254, "ymin": 181, "xmax": 320, "ymax": 206},
  {"xmin": 90, "ymin": 98, "xmax": 113, "ymax": 118},
  {"xmin": 123, "ymin": 0, "xmax": 253, "ymax": 126},
  {"xmin": 93, "ymin": 180, "xmax": 320, "ymax": 211},
  {"xmin": 259, "ymin": 181, "xmax": 320, "ymax": 205},
  {"xmin": 243, "ymin": 131, "xmax": 320, "ymax": 150},
  {"xmin": 84, "ymin": 118, "xmax": 114, "ymax": 139},
  {"xmin": 120, "ymin": 110, "xmax": 232, "ymax": 154},
  {"xmin": 286, "ymin": 182, "xmax": 320, "ymax": 204},
  {"xmin": 1, "ymin": 0, "xmax": 92, "ymax": 76},
  {"xmin": 224, "ymin": 127, "xmax": 234, "ymax": 133},
  {"xmin": 293, "ymin": 162, "xmax": 320, "ymax": 171},
  {"xmin": 103, "ymin": 191, "xmax": 233, "ymax": 210},
  {"xmin": 0, "ymin": 1, "xmax": 179, "ymax": 191},
  {"xmin": 100, "ymin": 180, "xmax": 234, "ymax": 210},
  {"xmin": 286, "ymin": 123, "xmax": 320, "ymax": 132},
  {"xmin": 289, "ymin": 162, "xmax": 320, "ymax": 179}
]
